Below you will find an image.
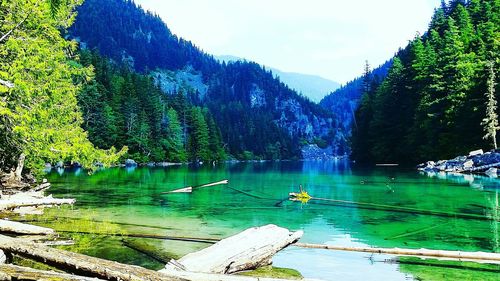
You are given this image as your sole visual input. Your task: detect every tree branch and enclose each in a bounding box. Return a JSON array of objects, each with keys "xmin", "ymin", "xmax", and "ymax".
[
  {"xmin": 0, "ymin": 14, "xmax": 29, "ymax": 44},
  {"xmin": 0, "ymin": 79, "xmax": 14, "ymax": 89}
]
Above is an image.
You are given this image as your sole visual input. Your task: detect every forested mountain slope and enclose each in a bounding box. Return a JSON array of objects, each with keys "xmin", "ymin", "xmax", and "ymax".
[
  {"xmin": 350, "ymin": 0, "xmax": 499, "ymax": 164},
  {"xmin": 69, "ymin": 0, "xmax": 338, "ymax": 160},
  {"xmin": 320, "ymin": 60, "xmax": 392, "ymax": 155}
]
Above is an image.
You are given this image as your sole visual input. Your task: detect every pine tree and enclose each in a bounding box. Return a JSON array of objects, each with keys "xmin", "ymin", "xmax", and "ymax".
[
  {"xmin": 187, "ymin": 107, "xmax": 210, "ymax": 162},
  {"xmin": 482, "ymin": 61, "xmax": 499, "ymax": 149},
  {"xmin": 164, "ymin": 108, "xmax": 186, "ymax": 161}
]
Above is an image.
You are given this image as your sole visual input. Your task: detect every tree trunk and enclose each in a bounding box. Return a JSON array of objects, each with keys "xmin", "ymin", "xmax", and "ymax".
[{"xmin": 14, "ymin": 154, "xmax": 25, "ymax": 182}]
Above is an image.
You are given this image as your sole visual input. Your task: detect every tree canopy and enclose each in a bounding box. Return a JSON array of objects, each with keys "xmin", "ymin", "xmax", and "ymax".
[{"xmin": 0, "ymin": 0, "xmax": 125, "ymax": 175}]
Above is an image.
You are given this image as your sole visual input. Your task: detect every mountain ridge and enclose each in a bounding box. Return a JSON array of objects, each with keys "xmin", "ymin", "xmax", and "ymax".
[
  {"xmin": 69, "ymin": 0, "xmax": 344, "ymax": 159},
  {"xmin": 216, "ymin": 55, "xmax": 340, "ymax": 102}
]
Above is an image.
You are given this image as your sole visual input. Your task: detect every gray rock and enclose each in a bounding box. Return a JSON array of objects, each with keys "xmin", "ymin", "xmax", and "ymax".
[
  {"xmin": 0, "ymin": 250, "xmax": 5, "ymax": 264},
  {"xmin": 472, "ymin": 152, "xmax": 500, "ymax": 166},
  {"xmin": 125, "ymin": 159, "xmax": 137, "ymax": 167},
  {"xmin": 463, "ymin": 160, "xmax": 474, "ymax": 169},
  {"xmin": 469, "ymin": 149, "xmax": 484, "ymax": 157},
  {"xmin": 485, "ymin": 168, "xmax": 498, "ymax": 178}
]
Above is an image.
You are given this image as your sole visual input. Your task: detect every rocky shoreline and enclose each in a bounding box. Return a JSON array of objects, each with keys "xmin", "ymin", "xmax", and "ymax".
[{"xmin": 417, "ymin": 149, "xmax": 500, "ymax": 177}]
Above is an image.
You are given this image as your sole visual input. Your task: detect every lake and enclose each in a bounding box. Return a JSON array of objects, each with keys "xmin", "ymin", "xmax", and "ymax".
[{"xmin": 37, "ymin": 160, "xmax": 499, "ymax": 281}]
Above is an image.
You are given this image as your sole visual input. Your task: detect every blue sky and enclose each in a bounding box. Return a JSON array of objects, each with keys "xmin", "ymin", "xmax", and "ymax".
[{"xmin": 134, "ymin": 0, "xmax": 441, "ymax": 84}]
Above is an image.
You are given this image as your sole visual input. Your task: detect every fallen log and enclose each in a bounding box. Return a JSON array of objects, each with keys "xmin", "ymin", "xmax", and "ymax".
[
  {"xmin": 0, "ymin": 196, "xmax": 75, "ymax": 211},
  {"xmin": 0, "ymin": 264, "xmax": 103, "ymax": 281},
  {"xmin": 163, "ymin": 224, "xmax": 303, "ymax": 274},
  {"xmin": 294, "ymin": 243, "xmax": 500, "ymax": 264},
  {"xmin": 0, "ymin": 219, "xmax": 55, "ymax": 235},
  {"xmin": 0, "ymin": 235, "xmax": 297, "ymax": 281},
  {"xmin": 163, "ymin": 179, "xmax": 229, "ymax": 194}
]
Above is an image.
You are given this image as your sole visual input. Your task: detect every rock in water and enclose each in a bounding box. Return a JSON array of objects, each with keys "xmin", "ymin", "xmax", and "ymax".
[
  {"xmin": 463, "ymin": 160, "xmax": 474, "ymax": 169},
  {"xmin": 125, "ymin": 159, "xmax": 137, "ymax": 167},
  {"xmin": 485, "ymin": 168, "xmax": 498, "ymax": 178}
]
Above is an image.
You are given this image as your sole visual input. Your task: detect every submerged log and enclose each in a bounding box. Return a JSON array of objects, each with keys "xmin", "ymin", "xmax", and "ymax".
[
  {"xmin": 0, "ymin": 219, "xmax": 55, "ymax": 235},
  {"xmin": 295, "ymin": 243, "xmax": 500, "ymax": 264},
  {"xmin": 0, "ymin": 264, "xmax": 103, "ymax": 281},
  {"xmin": 0, "ymin": 235, "xmax": 297, "ymax": 281},
  {"xmin": 163, "ymin": 224, "xmax": 303, "ymax": 274}
]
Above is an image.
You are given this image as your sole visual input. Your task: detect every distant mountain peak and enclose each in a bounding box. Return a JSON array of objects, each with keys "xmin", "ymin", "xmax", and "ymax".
[{"xmin": 216, "ymin": 55, "xmax": 340, "ymax": 103}]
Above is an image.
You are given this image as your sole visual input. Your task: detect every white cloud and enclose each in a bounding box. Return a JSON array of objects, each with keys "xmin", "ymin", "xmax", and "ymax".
[{"xmin": 135, "ymin": 0, "xmax": 441, "ymax": 83}]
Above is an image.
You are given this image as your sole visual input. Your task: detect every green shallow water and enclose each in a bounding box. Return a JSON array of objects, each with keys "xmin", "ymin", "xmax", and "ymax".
[{"xmin": 39, "ymin": 161, "xmax": 499, "ymax": 281}]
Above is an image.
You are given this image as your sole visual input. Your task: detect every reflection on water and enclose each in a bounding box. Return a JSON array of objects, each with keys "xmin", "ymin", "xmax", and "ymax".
[
  {"xmin": 421, "ymin": 170, "xmax": 500, "ymax": 190},
  {"xmin": 43, "ymin": 161, "xmax": 500, "ymax": 281}
]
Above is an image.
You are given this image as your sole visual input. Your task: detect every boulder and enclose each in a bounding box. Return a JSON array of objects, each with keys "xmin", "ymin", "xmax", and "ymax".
[
  {"xmin": 472, "ymin": 152, "xmax": 500, "ymax": 166},
  {"xmin": 485, "ymin": 168, "xmax": 498, "ymax": 178},
  {"xmin": 463, "ymin": 160, "xmax": 474, "ymax": 169},
  {"xmin": 125, "ymin": 159, "xmax": 137, "ymax": 167},
  {"xmin": 469, "ymin": 149, "xmax": 484, "ymax": 157}
]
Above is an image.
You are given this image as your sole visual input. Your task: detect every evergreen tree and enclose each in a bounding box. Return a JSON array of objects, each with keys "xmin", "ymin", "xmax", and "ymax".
[
  {"xmin": 187, "ymin": 107, "xmax": 210, "ymax": 162},
  {"xmin": 164, "ymin": 108, "xmax": 186, "ymax": 162},
  {"xmin": 482, "ymin": 61, "xmax": 499, "ymax": 149}
]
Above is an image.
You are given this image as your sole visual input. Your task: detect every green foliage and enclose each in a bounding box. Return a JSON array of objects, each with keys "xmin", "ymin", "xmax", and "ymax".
[
  {"xmin": 0, "ymin": 0, "xmax": 125, "ymax": 174},
  {"xmin": 352, "ymin": 0, "xmax": 500, "ymax": 164}
]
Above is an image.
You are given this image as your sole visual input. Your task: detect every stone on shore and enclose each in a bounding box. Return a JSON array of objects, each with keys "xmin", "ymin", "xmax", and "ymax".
[
  {"xmin": 125, "ymin": 159, "xmax": 137, "ymax": 167},
  {"xmin": 418, "ymin": 150, "xmax": 500, "ymax": 175},
  {"xmin": 485, "ymin": 168, "xmax": 498, "ymax": 178}
]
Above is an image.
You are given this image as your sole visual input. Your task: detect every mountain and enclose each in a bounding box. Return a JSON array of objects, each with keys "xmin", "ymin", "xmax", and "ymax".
[
  {"xmin": 217, "ymin": 56, "xmax": 340, "ymax": 102},
  {"xmin": 320, "ymin": 60, "xmax": 392, "ymax": 155},
  {"xmin": 69, "ymin": 0, "xmax": 340, "ymax": 160}
]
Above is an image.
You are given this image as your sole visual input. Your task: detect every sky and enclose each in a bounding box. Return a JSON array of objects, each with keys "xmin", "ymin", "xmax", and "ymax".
[{"xmin": 134, "ymin": 0, "xmax": 441, "ymax": 84}]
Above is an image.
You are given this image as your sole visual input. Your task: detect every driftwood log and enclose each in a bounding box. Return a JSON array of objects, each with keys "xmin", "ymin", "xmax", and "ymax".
[
  {"xmin": 0, "ymin": 235, "xmax": 297, "ymax": 281},
  {"xmin": 0, "ymin": 264, "xmax": 103, "ymax": 281},
  {"xmin": 163, "ymin": 224, "xmax": 303, "ymax": 274},
  {"xmin": 0, "ymin": 219, "xmax": 55, "ymax": 235},
  {"xmin": 295, "ymin": 243, "xmax": 500, "ymax": 264},
  {"xmin": 0, "ymin": 195, "xmax": 75, "ymax": 212}
]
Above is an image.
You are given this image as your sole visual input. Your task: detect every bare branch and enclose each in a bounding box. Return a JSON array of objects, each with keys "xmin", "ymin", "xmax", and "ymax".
[
  {"xmin": 0, "ymin": 79, "xmax": 14, "ymax": 89},
  {"xmin": 0, "ymin": 14, "xmax": 29, "ymax": 43}
]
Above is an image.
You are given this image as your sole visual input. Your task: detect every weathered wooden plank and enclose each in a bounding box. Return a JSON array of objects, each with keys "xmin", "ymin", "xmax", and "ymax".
[
  {"xmin": 163, "ymin": 224, "xmax": 303, "ymax": 274},
  {"xmin": 0, "ymin": 219, "xmax": 55, "ymax": 235}
]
